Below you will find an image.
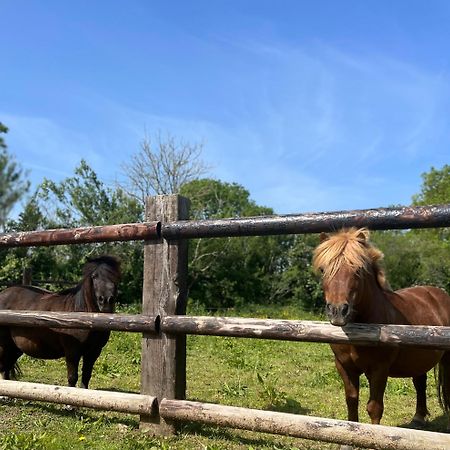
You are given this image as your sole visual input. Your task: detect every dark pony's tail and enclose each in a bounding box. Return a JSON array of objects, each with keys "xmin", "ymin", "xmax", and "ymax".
[{"xmin": 436, "ymin": 351, "xmax": 450, "ymax": 413}]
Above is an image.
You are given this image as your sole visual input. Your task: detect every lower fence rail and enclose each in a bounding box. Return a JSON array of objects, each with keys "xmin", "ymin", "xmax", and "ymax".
[
  {"xmin": 0, "ymin": 380, "xmax": 157, "ymax": 416},
  {"xmin": 160, "ymin": 398, "xmax": 450, "ymax": 450}
]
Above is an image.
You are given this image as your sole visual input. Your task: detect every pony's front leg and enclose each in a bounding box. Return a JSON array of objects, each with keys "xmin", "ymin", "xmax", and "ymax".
[
  {"xmin": 366, "ymin": 368, "xmax": 389, "ymax": 425},
  {"xmin": 335, "ymin": 358, "xmax": 360, "ymax": 422},
  {"xmin": 65, "ymin": 353, "xmax": 82, "ymax": 387},
  {"xmin": 335, "ymin": 358, "xmax": 360, "ymax": 450},
  {"xmin": 411, "ymin": 373, "xmax": 429, "ymax": 427},
  {"xmin": 80, "ymin": 345, "xmax": 104, "ymax": 389},
  {"xmin": 80, "ymin": 355, "xmax": 96, "ymax": 389}
]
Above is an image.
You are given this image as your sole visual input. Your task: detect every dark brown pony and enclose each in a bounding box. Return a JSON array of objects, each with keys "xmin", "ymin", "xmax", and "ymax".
[
  {"xmin": 313, "ymin": 228, "xmax": 450, "ymax": 443},
  {"xmin": 0, "ymin": 255, "xmax": 120, "ymax": 389}
]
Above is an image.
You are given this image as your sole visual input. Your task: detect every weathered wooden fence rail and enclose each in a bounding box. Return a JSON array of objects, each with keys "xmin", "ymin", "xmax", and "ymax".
[
  {"xmin": 2, "ymin": 204, "xmax": 449, "ymax": 247},
  {"xmin": 161, "ymin": 203, "xmax": 450, "ymax": 238},
  {"xmin": 7, "ymin": 311, "xmax": 450, "ymax": 349},
  {"xmin": 0, "ymin": 310, "xmax": 158, "ymax": 333},
  {"xmin": 0, "ymin": 195, "xmax": 449, "ymax": 449},
  {"xmin": 0, "ymin": 380, "xmax": 157, "ymax": 415},
  {"xmin": 159, "ymin": 399, "xmax": 450, "ymax": 450},
  {"xmin": 0, "ymin": 222, "xmax": 161, "ymax": 247},
  {"xmin": 161, "ymin": 315, "xmax": 450, "ymax": 349}
]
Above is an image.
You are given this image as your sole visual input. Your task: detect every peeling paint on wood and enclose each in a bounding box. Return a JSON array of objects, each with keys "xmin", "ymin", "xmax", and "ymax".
[
  {"xmin": 0, "ymin": 222, "xmax": 161, "ymax": 247},
  {"xmin": 162, "ymin": 204, "xmax": 450, "ymax": 239}
]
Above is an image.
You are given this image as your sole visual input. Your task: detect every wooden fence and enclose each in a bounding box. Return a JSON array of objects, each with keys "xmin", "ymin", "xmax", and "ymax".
[{"xmin": 0, "ymin": 195, "xmax": 449, "ymax": 449}]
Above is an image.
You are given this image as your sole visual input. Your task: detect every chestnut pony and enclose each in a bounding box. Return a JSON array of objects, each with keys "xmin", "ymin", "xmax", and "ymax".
[
  {"xmin": 0, "ymin": 255, "xmax": 120, "ymax": 389},
  {"xmin": 313, "ymin": 228, "xmax": 450, "ymax": 439}
]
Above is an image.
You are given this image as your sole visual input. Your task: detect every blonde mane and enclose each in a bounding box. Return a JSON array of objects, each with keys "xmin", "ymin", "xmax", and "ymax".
[{"xmin": 312, "ymin": 228, "xmax": 391, "ymax": 291}]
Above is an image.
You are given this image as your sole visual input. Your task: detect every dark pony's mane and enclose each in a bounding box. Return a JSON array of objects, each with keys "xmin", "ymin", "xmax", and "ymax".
[{"xmin": 312, "ymin": 227, "xmax": 391, "ymax": 291}]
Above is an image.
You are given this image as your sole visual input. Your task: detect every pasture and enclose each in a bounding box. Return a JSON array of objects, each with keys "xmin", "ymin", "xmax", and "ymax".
[{"xmin": 0, "ymin": 304, "xmax": 447, "ymax": 450}]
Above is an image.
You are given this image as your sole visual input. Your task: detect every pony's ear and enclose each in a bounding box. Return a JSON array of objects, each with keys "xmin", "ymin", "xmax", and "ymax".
[
  {"xmin": 356, "ymin": 228, "xmax": 370, "ymax": 242},
  {"xmin": 319, "ymin": 232, "xmax": 329, "ymax": 243}
]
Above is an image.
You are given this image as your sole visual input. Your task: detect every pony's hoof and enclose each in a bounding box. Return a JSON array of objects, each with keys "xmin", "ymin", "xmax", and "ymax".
[{"xmin": 410, "ymin": 418, "xmax": 426, "ymax": 429}]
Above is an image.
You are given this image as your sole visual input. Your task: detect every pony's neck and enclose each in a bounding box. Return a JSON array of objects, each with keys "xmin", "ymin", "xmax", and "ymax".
[{"xmin": 354, "ymin": 268, "xmax": 392, "ymax": 324}]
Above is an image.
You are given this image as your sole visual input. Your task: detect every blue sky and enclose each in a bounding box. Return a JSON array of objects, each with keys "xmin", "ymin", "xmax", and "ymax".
[{"xmin": 1, "ymin": 1, "xmax": 449, "ymax": 214}]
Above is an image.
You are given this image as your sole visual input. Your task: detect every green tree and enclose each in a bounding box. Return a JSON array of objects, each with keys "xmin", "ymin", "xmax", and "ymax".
[
  {"xmin": 17, "ymin": 160, "xmax": 146, "ymax": 303},
  {"xmin": 180, "ymin": 179, "xmax": 289, "ymax": 309},
  {"xmin": 2, "ymin": 196, "xmax": 60, "ymax": 286},
  {"xmin": 272, "ymin": 234, "xmax": 323, "ymax": 311},
  {"xmin": 121, "ymin": 131, "xmax": 209, "ymax": 203},
  {"xmin": 371, "ymin": 230, "xmax": 422, "ymax": 290},
  {"xmin": 409, "ymin": 164, "xmax": 450, "ymax": 291},
  {"xmin": 0, "ymin": 122, "xmax": 8, "ymax": 149},
  {"xmin": 0, "ymin": 123, "xmax": 30, "ymax": 230},
  {"xmin": 39, "ymin": 159, "xmax": 142, "ymax": 227},
  {"xmin": 372, "ymin": 165, "xmax": 450, "ymax": 292},
  {"xmin": 412, "ymin": 164, "xmax": 450, "ymax": 206}
]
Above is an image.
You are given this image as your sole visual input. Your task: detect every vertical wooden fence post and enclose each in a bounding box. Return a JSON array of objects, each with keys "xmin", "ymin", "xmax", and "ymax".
[
  {"xmin": 22, "ymin": 267, "xmax": 32, "ymax": 285},
  {"xmin": 140, "ymin": 194, "xmax": 189, "ymax": 434}
]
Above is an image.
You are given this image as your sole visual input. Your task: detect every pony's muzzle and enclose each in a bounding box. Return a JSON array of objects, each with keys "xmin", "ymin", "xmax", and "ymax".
[
  {"xmin": 97, "ymin": 296, "xmax": 115, "ymax": 312},
  {"xmin": 326, "ymin": 302, "xmax": 351, "ymax": 326}
]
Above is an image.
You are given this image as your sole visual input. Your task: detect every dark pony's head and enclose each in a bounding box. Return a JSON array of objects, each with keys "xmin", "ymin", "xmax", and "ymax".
[
  {"xmin": 312, "ymin": 228, "xmax": 390, "ymax": 326},
  {"xmin": 83, "ymin": 255, "xmax": 121, "ymax": 313}
]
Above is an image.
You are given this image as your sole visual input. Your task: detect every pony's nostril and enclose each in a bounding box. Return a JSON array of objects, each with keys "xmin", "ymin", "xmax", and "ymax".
[{"xmin": 342, "ymin": 303, "xmax": 349, "ymax": 316}]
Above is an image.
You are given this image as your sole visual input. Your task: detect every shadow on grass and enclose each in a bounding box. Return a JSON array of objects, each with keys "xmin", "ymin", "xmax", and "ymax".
[
  {"xmin": 180, "ymin": 421, "xmax": 297, "ymax": 449},
  {"xmin": 176, "ymin": 397, "xmax": 311, "ymax": 449},
  {"xmin": 398, "ymin": 413, "xmax": 449, "ymax": 433},
  {"xmin": 265, "ymin": 396, "xmax": 310, "ymax": 415},
  {"xmin": 0, "ymin": 397, "xmax": 138, "ymax": 428}
]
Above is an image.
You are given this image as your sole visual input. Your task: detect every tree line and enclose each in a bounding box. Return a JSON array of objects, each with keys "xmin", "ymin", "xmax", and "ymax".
[{"xmin": 0, "ymin": 122, "xmax": 449, "ymax": 311}]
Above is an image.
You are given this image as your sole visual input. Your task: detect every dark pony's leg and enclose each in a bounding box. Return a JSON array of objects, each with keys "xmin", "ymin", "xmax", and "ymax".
[
  {"xmin": 80, "ymin": 331, "xmax": 110, "ymax": 389},
  {"xmin": 436, "ymin": 351, "xmax": 450, "ymax": 430},
  {"xmin": 80, "ymin": 348, "xmax": 102, "ymax": 389},
  {"xmin": 411, "ymin": 373, "xmax": 429, "ymax": 427},
  {"xmin": 64, "ymin": 350, "xmax": 82, "ymax": 387},
  {"xmin": 0, "ymin": 330, "xmax": 23, "ymax": 380}
]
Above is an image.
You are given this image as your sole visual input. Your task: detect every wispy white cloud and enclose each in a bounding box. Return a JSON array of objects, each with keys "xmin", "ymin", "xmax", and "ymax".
[
  {"xmin": 1, "ymin": 113, "xmax": 102, "ymax": 182},
  {"xmin": 2, "ymin": 40, "xmax": 449, "ymax": 215}
]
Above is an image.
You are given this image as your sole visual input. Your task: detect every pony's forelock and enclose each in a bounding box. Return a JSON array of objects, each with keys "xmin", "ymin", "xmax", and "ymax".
[
  {"xmin": 313, "ymin": 228, "xmax": 391, "ymax": 290},
  {"xmin": 83, "ymin": 255, "xmax": 121, "ymax": 279}
]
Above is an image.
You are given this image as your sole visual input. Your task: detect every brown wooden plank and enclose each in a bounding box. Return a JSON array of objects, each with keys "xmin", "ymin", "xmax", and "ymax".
[
  {"xmin": 0, "ymin": 380, "xmax": 156, "ymax": 415},
  {"xmin": 161, "ymin": 316, "xmax": 450, "ymax": 349},
  {"xmin": 140, "ymin": 195, "xmax": 189, "ymax": 434},
  {"xmin": 160, "ymin": 399, "xmax": 450, "ymax": 450},
  {"xmin": 161, "ymin": 204, "xmax": 450, "ymax": 239},
  {"xmin": 0, "ymin": 222, "xmax": 161, "ymax": 247},
  {"xmin": 0, "ymin": 310, "xmax": 158, "ymax": 333}
]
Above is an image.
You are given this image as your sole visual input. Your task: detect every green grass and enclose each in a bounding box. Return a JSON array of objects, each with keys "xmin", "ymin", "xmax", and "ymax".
[{"xmin": 0, "ymin": 304, "xmax": 448, "ymax": 449}]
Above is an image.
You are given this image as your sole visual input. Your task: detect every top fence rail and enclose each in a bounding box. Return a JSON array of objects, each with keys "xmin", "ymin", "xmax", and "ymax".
[
  {"xmin": 161, "ymin": 204, "xmax": 450, "ymax": 239},
  {"xmin": 0, "ymin": 222, "xmax": 161, "ymax": 248},
  {"xmin": 0, "ymin": 204, "xmax": 449, "ymax": 248}
]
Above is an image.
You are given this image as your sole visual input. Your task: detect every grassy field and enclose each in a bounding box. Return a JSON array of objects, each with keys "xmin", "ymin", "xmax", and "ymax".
[{"xmin": 0, "ymin": 304, "xmax": 448, "ymax": 449}]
